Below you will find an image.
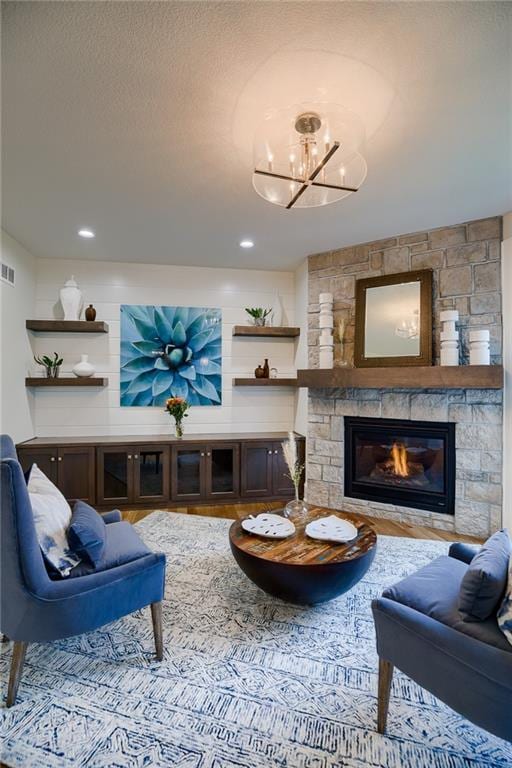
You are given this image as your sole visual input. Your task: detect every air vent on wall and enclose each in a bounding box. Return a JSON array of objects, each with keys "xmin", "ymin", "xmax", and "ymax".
[{"xmin": 1, "ymin": 261, "xmax": 15, "ymax": 286}]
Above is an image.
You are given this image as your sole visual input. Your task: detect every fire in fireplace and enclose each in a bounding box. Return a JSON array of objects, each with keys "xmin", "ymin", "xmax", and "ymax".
[{"xmin": 344, "ymin": 417, "xmax": 455, "ymax": 515}]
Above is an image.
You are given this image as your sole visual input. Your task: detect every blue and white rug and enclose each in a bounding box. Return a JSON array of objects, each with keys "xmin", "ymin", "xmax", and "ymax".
[{"xmin": 1, "ymin": 512, "xmax": 511, "ymax": 767}]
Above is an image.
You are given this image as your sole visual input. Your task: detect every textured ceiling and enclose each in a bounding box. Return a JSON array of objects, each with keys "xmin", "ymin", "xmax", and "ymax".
[{"xmin": 2, "ymin": 1, "xmax": 511, "ymax": 270}]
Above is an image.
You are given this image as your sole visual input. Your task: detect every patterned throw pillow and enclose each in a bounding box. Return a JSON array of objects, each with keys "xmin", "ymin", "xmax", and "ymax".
[
  {"xmin": 497, "ymin": 556, "xmax": 512, "ymax": 646},
  {"xmin": 27, "ymin": 464, "xmax": 81, "ymax": 576}
]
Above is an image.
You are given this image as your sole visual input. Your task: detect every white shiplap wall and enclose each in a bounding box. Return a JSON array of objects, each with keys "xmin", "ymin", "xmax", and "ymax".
[
  {"xmin": 1, "ymin": 230, "xmax": 37, "ymax": 442},
  {"xmin": 32, "ymin": 259, "xmax": 298, "ymax": 437}
]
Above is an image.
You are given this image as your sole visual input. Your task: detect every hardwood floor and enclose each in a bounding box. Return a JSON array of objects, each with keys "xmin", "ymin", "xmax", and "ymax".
[{"xmin": 123, "ymin": 501, "xmax": 484, "ymax": 544}]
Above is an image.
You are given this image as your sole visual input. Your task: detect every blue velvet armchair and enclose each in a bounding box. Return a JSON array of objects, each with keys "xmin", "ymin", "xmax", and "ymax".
[
  {"xmin": 372, "ymin": 542, "xmax": 512, "ymax": 743},
  {"xmin": 0, "ymin": 435, "xmax": 166, "ymax": 707}
]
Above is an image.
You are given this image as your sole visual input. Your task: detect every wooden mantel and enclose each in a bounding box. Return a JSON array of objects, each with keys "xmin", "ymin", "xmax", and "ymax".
[{"xmin": 297, "ymin": 365, "xmax": 504, "ymax": 390}]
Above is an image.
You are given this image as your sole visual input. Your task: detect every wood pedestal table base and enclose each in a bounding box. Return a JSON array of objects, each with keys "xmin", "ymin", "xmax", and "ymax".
[{"xmin": 229, "ymin": 506, "xmax": 377, "ymax": 605}]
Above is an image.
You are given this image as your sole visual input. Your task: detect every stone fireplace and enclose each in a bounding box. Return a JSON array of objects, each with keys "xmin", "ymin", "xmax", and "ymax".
[
  {"xmin": 305, "ymin": 216, "xmax": 503, "ymax": 537},
  {"xmin": 344, "ymin": 416, "xmax": 455, "ymax": 516}
]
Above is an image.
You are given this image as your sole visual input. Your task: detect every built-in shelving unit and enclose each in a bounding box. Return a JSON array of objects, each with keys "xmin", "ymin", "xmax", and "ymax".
[
  {"xmin": 26, "ymin": 320, "xmax": 109, "ymax": 333},
  {"xmin": 232, "ymin": 326, "xmax": 300, "ymax": 338},
  {"xmin": 297, "ymin": 365, "xmax": 504, "ymax": 390},
  {"xmin": 232, "ymin": 378, "xmax": 298, "ymax": 387},
  {"xmin": 25, "ymin": 378, "xmax": 108, "ymax": 388}
]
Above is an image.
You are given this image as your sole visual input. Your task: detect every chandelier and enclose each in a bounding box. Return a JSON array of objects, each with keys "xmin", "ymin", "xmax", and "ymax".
[
  {"xmin": 395, "ymin": 310, "xmax": 420, "ymax": 340},
  {"xmin": 252, "ymin": 103, "xmax": 367, "ymax": 209}
]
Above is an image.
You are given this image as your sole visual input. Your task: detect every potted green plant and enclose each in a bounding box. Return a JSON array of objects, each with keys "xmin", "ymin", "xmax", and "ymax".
[
  {"xmin": 245, "ymin": 307, "xmax": 272, "ymax": 327},
  {"xmin": 34, "ymin": 352, "xmax": 63, "ymax": 378}
]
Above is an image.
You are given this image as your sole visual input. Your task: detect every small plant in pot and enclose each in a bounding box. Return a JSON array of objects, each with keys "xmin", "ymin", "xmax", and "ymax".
[
  {"xmin": 245, "ymin": 307, "xmax": 272, "ymax": 327},
  {"xmin": 34, "ymin": 352, "xmax": 63, "ymax": 378}
]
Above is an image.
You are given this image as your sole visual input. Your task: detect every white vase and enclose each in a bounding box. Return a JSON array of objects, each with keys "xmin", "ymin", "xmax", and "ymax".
[
  {"xmin": 73, "ymin": 354, "xmax": 95, "ymax": 378},
  {"xmin": 271, "ymin": 290, "xmax": 284, "ymax": 327},
  {"xmin": 60, "ymin": 276, "xmax": 83, "ymax": 320}
]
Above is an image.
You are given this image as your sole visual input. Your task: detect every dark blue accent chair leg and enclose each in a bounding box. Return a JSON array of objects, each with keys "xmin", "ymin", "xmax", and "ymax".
[
  {"xmin": 7, "ymin": 642, "xmax": 28, "ymax": 708},
  {"xmin": 151, "ymin": 602, "xmax": 163, "ymax": 661},
  {"xmin": 377, "ymin": 657, "xmax": 394, "ymax": 734}
]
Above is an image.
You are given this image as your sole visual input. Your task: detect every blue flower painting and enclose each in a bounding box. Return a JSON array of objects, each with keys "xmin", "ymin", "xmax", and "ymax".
[{"xmin": 120, "ymin": 305, "xmax": 222, "ymax": 406}]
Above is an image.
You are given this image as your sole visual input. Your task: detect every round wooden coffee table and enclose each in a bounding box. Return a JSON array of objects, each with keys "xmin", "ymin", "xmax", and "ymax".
[{"xmin": 229, "ymin": 506, "xmax": 377, "ymax": 605}]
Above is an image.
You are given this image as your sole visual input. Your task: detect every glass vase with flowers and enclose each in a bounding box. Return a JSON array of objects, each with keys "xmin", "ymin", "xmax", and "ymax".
[{"xmin": 165, "ymin": 397, "xmax": 189, "ymax": 438}]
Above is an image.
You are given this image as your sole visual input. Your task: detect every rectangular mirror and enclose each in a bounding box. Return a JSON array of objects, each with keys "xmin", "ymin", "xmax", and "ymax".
[{"xmin": 354, "ymin": 270, "xmax": 432, "ymax": 367}]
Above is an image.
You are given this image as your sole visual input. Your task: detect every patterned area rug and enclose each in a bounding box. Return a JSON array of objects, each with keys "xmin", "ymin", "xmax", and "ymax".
[{"xmin": 1, "ymin": 511, "xmax": 511, "ymax": 767}]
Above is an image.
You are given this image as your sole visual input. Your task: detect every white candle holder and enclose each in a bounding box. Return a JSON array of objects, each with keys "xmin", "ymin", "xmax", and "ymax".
[
  {"xmin": 319, "ymin": 292, "xmax": 334, "ymax": 369},
  {"xmin": 469, "ymin": 329, "xmax": 490, "ymax": 365},
  {"xmin": 439, "ymin": 310, "xmax": 459, "ymax": 366}
]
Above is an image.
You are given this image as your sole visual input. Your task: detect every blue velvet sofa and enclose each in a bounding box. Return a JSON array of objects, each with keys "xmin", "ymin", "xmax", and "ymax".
[
  {"xmin": 0, "ymin": 435, "xmax": 166, "ymax": 706},
  {"xmin": 372, "ymin": 542, "xmax": 512, "ymax": 743}
]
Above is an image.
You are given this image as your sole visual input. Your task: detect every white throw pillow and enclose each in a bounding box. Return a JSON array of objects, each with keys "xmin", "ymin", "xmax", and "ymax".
[
  {"xmin": 497, "ymin": 556, "xmax": 512, "ymax": 646},
  {"xmin": 27, "ymin": 464, "xmax": 81, "ymax": 576}
]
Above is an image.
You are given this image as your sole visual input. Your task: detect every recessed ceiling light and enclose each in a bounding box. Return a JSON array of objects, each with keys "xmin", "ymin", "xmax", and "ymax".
[
  {"xmin": 240, "ymin": 239, "xmax": 254, "ymax": 248},
  {"xmin": 78, "ymin": 228, "xmax": 95, "ymax": 238}
]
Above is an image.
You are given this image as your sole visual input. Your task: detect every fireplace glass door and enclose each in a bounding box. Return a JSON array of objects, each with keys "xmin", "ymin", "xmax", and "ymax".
[{"xmin": 345, "ymin": 417, "xmax": 455, "ymax": 515}]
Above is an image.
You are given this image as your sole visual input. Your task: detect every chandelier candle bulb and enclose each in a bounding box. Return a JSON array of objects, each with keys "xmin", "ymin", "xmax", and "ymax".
[{"xmin": 469, "ymin": 329, "xmax": 490, "ymax": 366}]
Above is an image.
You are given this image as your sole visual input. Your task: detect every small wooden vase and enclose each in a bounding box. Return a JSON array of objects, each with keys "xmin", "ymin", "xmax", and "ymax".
[{"xmin": 85, "ymin": 304, "xmax": 97, "ymax": 321}]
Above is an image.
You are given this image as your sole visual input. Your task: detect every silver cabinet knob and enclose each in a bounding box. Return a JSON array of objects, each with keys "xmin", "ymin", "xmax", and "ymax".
[
  {"xmin": 50, "ymin": 456, "xmax": 56, "ymax": 462},
  {"xmin": 134, "ymin": 454, "xmax": 139, "ymax": 459},
  {"xmin": 200, "ymin": 452, "xmax": 205, "ymax": 457},
  {"xmin": 58, "ymin": 456, "xmax": 62, "ymax": 462},
  {"xmin": 207, "ymin": 452, "xmax": 211, "ymax": 457},
  {"xmin": 268, "ymin": 450, "xmax": 273, "ymax": 455},
  {"xmin": 128, "ymin": 454, "xmax": 132, "ymax": 460},
  {"xmin": 274, "ymin": 450, "xmax": 278, "ymax": 455}
]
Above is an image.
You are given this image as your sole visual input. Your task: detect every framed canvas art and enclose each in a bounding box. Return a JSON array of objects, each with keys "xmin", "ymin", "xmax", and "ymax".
[{"xmin": 120, "ymin": 305, "xmax": 222, "ymax": 406}]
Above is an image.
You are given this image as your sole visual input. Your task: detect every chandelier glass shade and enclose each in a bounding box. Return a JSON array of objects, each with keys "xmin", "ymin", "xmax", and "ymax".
[{"xmin": 252, "ymin": 103, "xmax": 367, "ymax": 209}]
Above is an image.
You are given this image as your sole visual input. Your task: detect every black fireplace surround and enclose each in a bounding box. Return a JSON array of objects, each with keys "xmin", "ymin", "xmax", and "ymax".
[{"xmin": 344, "ymin": 417, "xmax": 455, "ymax": 515}]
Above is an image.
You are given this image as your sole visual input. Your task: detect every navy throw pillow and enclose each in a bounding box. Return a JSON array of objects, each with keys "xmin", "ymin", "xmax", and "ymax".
[
  {"xmin": 67, "ymin": 501, "xmax": 106, "ymax": 567},
  {"xmin": 459, "ymin": 529, "xmax": 511, "ymax": 621}
]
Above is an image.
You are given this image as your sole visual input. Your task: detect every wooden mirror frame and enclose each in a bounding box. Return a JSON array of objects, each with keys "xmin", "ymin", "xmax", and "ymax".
[{"xmin": 354, "ymin": 269, "xmax": 433, "ymax": 368}]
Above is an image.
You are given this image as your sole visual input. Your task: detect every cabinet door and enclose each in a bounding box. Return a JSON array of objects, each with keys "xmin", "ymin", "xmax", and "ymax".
[
  {"xmin": 205, "ymin": 443, "xmax": 240, "ymax": 500},
  {"xmin": 97, "ymin": 446, "xmax": 133, "ymax": 505},
  {"xmin": 240, "ymin": 442, "xmax": 273, "ymax": 497},
  {"xmin": 134, "ymin": 445, "xmax": 170, "ymax": 503},
  {"xmin": 57, "ymin": 446, "xmax": 96, "ymax": 504},
  {"xmin": 17, "ymin": 447, "xmax": 58, "ymax": 483},
  {"xmin": 172, "ymin": 446, "xmax": 205, "ymax": 501},
  {"xmin": 272, "ymin": 442, "xmax": 296, "ymax": 497}
]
